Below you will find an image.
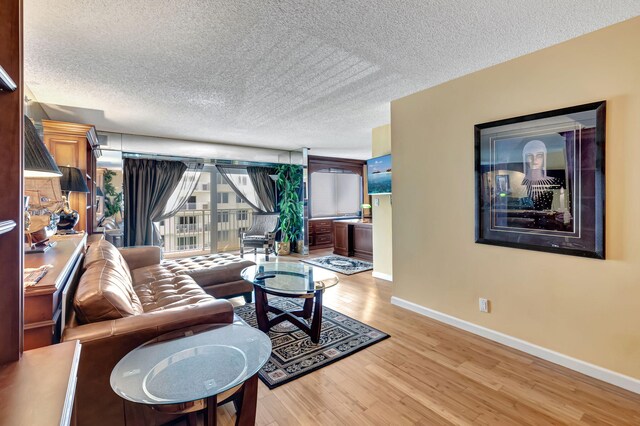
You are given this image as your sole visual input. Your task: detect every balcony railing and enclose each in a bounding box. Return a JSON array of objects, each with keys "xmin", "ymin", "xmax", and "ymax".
[{"xmin": 158, "ymin": 208, "xmax": 254, "ymax": 254}]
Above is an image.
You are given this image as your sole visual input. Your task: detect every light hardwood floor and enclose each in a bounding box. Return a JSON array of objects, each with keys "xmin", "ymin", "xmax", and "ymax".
[{"xmin": 216, "ymin": 250, "xmax": 640, "ymax": 425}]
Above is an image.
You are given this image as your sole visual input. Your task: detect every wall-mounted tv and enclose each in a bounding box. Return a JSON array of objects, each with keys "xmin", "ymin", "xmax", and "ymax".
[{"xmin": 367, "ymin": 154, "xmax": 392, "ymax": 195}]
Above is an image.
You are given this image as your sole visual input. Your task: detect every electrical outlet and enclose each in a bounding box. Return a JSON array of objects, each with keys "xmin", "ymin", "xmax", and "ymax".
[
  {"xmin": 374, "ymin": 197, "xmax": 380, "ymax": 207},
  {"xmin": 479, "ymin": 298, "xmax": 490, "ymax": 313}
]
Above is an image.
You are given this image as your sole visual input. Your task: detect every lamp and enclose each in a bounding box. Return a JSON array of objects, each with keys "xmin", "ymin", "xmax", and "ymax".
[
  {"xmin": 56, "ymin": 166, "xmax": 89, "ymax": 233},
  {"xmin": 24, "ymin": 116, "xmax": 62, "ymax": 177}
]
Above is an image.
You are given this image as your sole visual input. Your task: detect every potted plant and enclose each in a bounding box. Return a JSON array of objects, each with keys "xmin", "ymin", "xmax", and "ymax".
[
  {"xmin": 275, "ymin": 164, "xmax": 303, "ymax": 255},
  {"xmin": 99, "ymin": 169, "xmax": 123, "ymax": 226}
]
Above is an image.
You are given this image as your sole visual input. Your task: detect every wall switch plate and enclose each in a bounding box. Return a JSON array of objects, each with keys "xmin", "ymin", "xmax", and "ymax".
[
  {"xmin": 374, "ymin": 197, "xmax": 380, "ymax": 207},
  {"xmin": 479, "ymin": 298, "xmax": 490, "ymax": 313}
]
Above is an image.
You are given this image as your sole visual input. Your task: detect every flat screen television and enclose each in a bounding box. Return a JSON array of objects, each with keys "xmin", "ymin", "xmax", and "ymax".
[{"xmin": 367, "ymin": 154, "xmax": 392, "ymax": 195}]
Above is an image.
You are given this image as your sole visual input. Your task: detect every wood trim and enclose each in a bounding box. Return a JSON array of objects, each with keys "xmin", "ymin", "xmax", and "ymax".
[
  {"xmin": 308, "ymin": 155, "xmax": 365, "ymax": 175},
  {"xmin": 41, "ymin": 119, "xmax": 95, "ymax": 138},
  {"xmin": 0, "ymin": 0, "xmax": 24, "ymax": 363}
]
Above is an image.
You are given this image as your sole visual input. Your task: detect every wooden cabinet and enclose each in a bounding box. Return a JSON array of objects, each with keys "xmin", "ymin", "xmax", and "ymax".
[
  {"xmin": 42, "ymin": 120, "xmax": 99, "ymax": 234},
  {"xmin": 332, "ymin": 220, "xmax": 373, "ymax": 261},
  {"xmin": 353, "ymin": 222, "xmax": 373, "ymax": 261},
  {"xmin": 23, "ymin": 234, "xmax": 87, "ymax": 350},
  {"xmin": 333, "ymin": 221, "xmax": 351, "ymax": 257},
  {"xmin": 308, "ymin": 219, "xmax": 334, "ymax": 250}
]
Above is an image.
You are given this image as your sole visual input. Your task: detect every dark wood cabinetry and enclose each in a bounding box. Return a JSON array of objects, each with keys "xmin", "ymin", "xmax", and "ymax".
[
  {"xmin": 353, "ymin": 222, "xmax": 373, "ymax": 261},
  {"xmin": 23, "ymin": 234, "xmax": 86, "ymax": 350},
  {"xmin": 333, "ymin": 221, "xmax": 351, "ymax": 256},
  {"xmin": 309, "ymin": 219, "xmax": 334, "ymax": 250},
  {"xmin": 333, "ymin": 220, "xmax": 373, "ymax": 261}
]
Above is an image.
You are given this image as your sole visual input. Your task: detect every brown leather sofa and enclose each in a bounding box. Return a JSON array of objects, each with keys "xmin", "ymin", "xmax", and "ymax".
[{"xmin": 62, "ymin": 239, "xmax": 236, "ymax": 426}]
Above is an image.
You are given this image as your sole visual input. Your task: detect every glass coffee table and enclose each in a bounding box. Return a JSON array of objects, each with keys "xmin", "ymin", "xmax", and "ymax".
[
  {"xmin": 110, "ymin": 323, "xmax": 271, "ymax": 426},
  {"xmin": 241, "ymin": 262, "xmax": 339, "ymax": 343}
]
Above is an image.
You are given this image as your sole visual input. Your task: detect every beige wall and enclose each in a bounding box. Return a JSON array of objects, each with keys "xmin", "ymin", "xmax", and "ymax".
[
  {"xmin": 372, "ymin": 125, "xmax": 393, "ymax": 278},
  {"xmin": 391, "ymin": 17, "xmax": 640, "ymax": 379}
]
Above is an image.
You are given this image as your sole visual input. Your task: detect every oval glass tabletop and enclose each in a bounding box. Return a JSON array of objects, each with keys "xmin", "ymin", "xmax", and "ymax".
[
  {"xmin": 241, "ymin": 262, "xmax": 339, "ymax": 295},
  {"xmin": 110, "ymin": 324, "xmax": 271, "ymax": 405}
]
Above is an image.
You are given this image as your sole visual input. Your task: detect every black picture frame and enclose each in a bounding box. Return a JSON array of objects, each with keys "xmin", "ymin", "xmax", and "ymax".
[{"xmin": 475, "ymin": 101, "xmax": 606, "ymax": 259}]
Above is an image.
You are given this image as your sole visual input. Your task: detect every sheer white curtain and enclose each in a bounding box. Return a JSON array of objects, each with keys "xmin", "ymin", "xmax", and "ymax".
[{"xmin": 152, "ymin": 162, "xmax": 204, "ymax": 243}]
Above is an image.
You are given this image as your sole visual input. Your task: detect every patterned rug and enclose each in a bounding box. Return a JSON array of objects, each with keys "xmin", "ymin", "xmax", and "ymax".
[
  {"xmin": 300, "ymin": 255, "xmax": 373, "ymax": 275},
  {"xmin": 234, "ymin": 297, "xmax": 389, "ymax": 388}
]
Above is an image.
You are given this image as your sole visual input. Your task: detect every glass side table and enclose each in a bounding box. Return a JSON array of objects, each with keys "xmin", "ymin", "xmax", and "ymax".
[
  {"xmin": 241, "ymin": 262, "xmax": 339, "ymax": 343},
  {"xmin": 110, "ymin": 323, "xmax": 271, "ymax": 426}
]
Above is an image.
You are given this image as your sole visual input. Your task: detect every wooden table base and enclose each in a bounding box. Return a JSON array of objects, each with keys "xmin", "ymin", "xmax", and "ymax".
[{"xmin": 254, "ymin": 286, "xmax": 324, "ymax": 343}]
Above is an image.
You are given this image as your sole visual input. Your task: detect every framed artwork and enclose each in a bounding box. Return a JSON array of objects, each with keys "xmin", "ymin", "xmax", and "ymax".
[{"xmin": 475, "ymin": 101, "xmax": 605, "ymax": 259}]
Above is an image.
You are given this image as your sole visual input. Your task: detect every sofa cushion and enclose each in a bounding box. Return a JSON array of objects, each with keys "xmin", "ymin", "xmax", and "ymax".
[
  {"xmin": 132, "ymin": 265, "xmax": 214, "ymax": 313},
  {"xmin": 162, "ymin": 253, "xmax": 255, "ymax": 288},
  {"xmin": 84, "ymin": 239, "xmax": 132, "ymax": 282},
  {"xmin": 74, "ymin": 260, "xmax": 144, "ymax": 324}
]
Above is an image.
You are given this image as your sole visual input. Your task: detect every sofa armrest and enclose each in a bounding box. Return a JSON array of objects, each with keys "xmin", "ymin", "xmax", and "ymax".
[
  {"xmin": 118, "ymin": 246, "xmax": 162, "ymax": 270},
  {"xmin": 62, "ymin": 298, "xmax": 233, "ymax": 344}
]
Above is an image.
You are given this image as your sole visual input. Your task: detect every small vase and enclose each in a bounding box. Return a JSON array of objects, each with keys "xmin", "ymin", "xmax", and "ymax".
[{"xmin": 276, "ymin": 241, "xmax": 290, "ymax": 256}]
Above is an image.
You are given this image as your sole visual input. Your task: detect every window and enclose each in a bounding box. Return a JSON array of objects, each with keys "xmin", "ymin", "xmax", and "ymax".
[
  {"xmin": 236, "ymin": 195, "xmax": 243, "ymax": 204},
  {"xmin": 310, "ymin": 171, "xmax": 362, "ymax": 218},
  {"xmin": 238, "ymin": 176, "xmax": 248, "ymax": 185},
  {"xmin": 217, "ymin": 192, "xmax": 229, "ymax": 204},
  {"xmin": 186, "ymin": 195, "xmax": 197, "ymax": 210},
  {"xmin": 177, "ymin": 236, "xmax": 197, "ymax": 249},
  {"xmin": 203, "ymin": 203, "xmax": 209, "ymax": 210},
  {"xmin": 217, "ymin": 211, "xmax": 229, "ymax": 223},
  {"xmin": 202, "ymin": 183, "xmax": 209, "ymax": 191},
  {"xmin": 217, "ymin": 230, "xmax": 229, "ymax": 241},
  {"xmin": 177, "ymin": 216, "xmax": 197, "ymax": 233},
  {"xmin": 216, "ymin": 173, "xmax": 225, "ymax": 184},
  {"xmin": 236, "ymin": 210, "xmax": 248, "ymax": 221}
]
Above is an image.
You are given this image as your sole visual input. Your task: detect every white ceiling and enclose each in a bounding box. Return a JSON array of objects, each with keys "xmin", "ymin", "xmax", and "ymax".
[{"xmin": 24, "ymin": 1, "xmax": 640, "ymax": 159}]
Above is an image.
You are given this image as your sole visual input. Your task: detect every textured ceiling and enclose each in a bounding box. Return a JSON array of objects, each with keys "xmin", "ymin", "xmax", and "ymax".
[{"xmin": 25, "ymin": 1, "xmax": 640, "ymax": 159}]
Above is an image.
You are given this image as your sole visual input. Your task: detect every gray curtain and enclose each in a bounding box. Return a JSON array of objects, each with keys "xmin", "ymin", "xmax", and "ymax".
[
  {"xmin": 215, "ymin": 165, "xmax": 264, "ymax": 212},
  {"xmin": 155, "ymin": 162, "xmax": 204, "ymax": 221},
  {"xmin": 247, "ymin": 166, "xmax": 277, "ymax": 213},
  {"xmin": 124, "ymin": 158, "xmax": 187, "ymax": 246}
]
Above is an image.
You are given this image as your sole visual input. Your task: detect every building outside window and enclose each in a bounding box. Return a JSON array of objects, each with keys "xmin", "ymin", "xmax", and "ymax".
[
  {"xmin": 177, "ymin": 236, "xmax": 197, "ymax": 250},
  {"xmin": 217, "ymin": 211, "xmax": 229, "ymax": 223},
  {"xmin": 162, "ymin": 169, "xmax": 262, "ymax": 254},
  {"xmin": 217, "ymin": 192, "xmax": 229, "ymax": 204}
]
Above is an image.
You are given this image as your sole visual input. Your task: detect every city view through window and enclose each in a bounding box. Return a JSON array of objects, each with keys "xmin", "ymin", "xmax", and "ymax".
[{"xmin": 157, "ymin": 169, "xmax": 258, "ymax": 255}]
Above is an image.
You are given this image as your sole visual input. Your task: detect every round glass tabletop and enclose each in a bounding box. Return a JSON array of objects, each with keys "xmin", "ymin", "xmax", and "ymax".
[
  {"xmin": 110, "ymin": 324, "xmax": 271, "ymax": 405},
  {"xmin": 241, "ymin": 262, "xmax": 339, "ymax": 295}
]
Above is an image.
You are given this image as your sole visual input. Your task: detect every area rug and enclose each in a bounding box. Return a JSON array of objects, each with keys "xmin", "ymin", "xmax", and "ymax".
[
  {"xmin": 300, "ymin": 255, "xmax": 373, "ymax": 275},
  {"xmin": 234, "ymin": 298, "xmax": 389, "ymax": 389}
]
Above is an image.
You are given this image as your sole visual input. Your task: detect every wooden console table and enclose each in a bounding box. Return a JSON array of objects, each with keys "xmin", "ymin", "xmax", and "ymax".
[
  {"xmin": 0, "ymin": 340, "xmax": 81, "ymax": 426},
  {"xmin": 24, "ymin": 233, "xmax": 87, "ymax": 350}
]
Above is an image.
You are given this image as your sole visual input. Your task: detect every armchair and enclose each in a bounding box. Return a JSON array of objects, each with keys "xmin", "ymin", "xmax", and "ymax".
[{"xmin": 240, "ymin": 213, "xmax": 279, "ymax": 261}]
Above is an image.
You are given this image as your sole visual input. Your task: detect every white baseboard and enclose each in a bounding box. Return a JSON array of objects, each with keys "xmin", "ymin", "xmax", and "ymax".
[
  {"xmin": 390, "ymin": 296, "xmax": 640, "ymax": 394},
  {"xmin": 372, "ymin": 271, "xmax": 393, "ymax": 281}
]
